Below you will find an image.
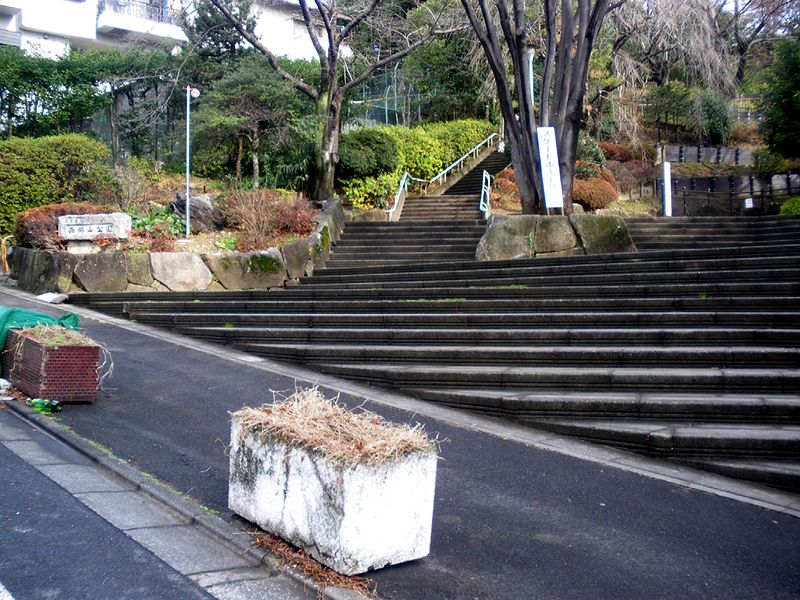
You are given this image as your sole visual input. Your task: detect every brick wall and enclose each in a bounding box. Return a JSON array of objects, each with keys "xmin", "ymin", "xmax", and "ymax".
[{"xmin": 2, "ymin": 329, "xmax": 99, "ymax": 403}]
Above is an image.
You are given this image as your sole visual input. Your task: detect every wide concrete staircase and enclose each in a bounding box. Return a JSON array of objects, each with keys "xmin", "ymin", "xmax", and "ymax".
[{"xmin": 68, "ymin": 215, "xmax": 800, "ymax": 493}]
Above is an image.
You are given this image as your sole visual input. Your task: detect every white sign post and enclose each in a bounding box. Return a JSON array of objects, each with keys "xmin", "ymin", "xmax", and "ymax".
[
  {"xmin": 536, "ymin": 127, "xmax": 563, "ymax": 210},
  {"xmin": 663, "ymin": 161, "xmax": 672, "ymax": 217}
]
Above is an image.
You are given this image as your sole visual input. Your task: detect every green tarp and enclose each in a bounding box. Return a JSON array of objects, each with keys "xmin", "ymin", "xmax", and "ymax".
[{"xmin": 0, "ymin": 306, "xmax": 80, "ymax": 375}]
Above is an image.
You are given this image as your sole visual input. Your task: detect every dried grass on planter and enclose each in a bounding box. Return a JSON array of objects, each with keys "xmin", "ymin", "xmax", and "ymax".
[{"xmin": 233, "ymin": 387, "xmax": 437, "ymax": 466}]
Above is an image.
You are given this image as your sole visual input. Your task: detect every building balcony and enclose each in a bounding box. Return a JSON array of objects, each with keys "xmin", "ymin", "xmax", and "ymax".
[{"xmin": 97, "ymin": 0, "xmax": 187, "ymax": 43}]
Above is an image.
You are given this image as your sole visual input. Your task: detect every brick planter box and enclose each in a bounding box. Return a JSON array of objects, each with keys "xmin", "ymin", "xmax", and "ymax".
[{"xmin": 2, "ymin": 329, "xmax": 100, "ymax": 402}]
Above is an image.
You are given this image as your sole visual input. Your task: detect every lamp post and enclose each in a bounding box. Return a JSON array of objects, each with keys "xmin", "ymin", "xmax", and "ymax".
[{"xmin": 185, "ymin": 86, "xmax": 200, "ymax": 238}]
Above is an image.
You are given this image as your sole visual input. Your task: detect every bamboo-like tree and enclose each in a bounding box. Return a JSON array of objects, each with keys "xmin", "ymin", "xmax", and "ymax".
[
  {"xmin": 462, "ymin": 0, "xmax": 623, "ymax": 214},
  {"xmin": 208, "ymin": 0, "xmax": 459, "ymax": 202}
]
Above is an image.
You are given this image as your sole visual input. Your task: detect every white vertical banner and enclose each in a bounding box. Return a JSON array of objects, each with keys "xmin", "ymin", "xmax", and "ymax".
[
  {"xmin": 663, "ymin": 161, "xmax": 672, "ymax": 217},
  {"xmin": 536, "ymin": 127, "xmax": 563, "ymax": 209}
]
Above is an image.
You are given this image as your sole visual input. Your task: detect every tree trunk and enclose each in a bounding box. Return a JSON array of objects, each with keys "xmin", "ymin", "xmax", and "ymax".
[
  {"xmin": 251, "ymin": 128, "xmax": 260, "ymax": 189},
  {"xmin": 310, "ymin": 93, "xmax": 341, "ymax": 203},
  {"xmin": 109, "ymin": 94, "xmax": 120, "ymax": 169},
  {"xmin": 235, "ymin": 135, "xmax": 243, "ymax": 186}
]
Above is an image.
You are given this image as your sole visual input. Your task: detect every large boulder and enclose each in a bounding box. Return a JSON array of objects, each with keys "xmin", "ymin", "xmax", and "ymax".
[
  {"xmin": 203, "ymin": 249, "xmax": 287, "ymax": 290},
  {"xmin": 281, "ymin": 238, "xmax": 314, "ymax": 280},
  {"xmin": 533, "ymin": 216, "xmax": 579, "ymax": 254},
  {"xmin": 476, "ymin": 215, "xmax": 537, "ymax": 261},
  {"xmin": 74, "ymin": 253, "xmax": 128, "ymax": 292},
  {"xmin": 125, "ymin": 253, "xmax": 153, "ymax": 287},
  {"xmin": 171, "ymin": 193, "xmax": 225, "ymax": 233},
  {"xmin": 13, "ymin": 249, "xmax": 78, "ymax": 294},
  {"xmin": 569, "ymin": 214, "xmax": 637, "ymax": 255},
  {"xmin": 151, "ymin": 252, "xmax": 213, "ymax": 291}
]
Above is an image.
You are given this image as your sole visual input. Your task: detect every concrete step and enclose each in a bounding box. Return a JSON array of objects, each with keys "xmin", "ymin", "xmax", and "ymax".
[
  {"xmin": 678, "ymin": 457, "xmax": 800, "ymax": 492},
  {"xmin": 176, "ymin": 326, "xmax": 800, "ymax": 347},
  {"xmin": 311, "ymin": 253, "xmax": 800, "ymax": 281},
  {"xmin": 409, "ymin": 388, "xmax": 800, "ymax": 420},
  {"xmin": 312, "ymin": 363, "xmax": 800, "ymax": 393},
  {"xmin": 234, "ymin": 343, "xmax": 800, "ymax": 368},
  {"xmin": 298, "ymin": 268, "xmax": 800, "ymax": 290},
  {"xmin": 125, "ymin": 296, "xmax": 800, "ymax": 314},
  {"xmin": 533, "ymin": 419, "xmax": 800, "ymax": 457},
  {"xmin": 134, "ymin": 310, "xmax": 800, "ymax": 329}
]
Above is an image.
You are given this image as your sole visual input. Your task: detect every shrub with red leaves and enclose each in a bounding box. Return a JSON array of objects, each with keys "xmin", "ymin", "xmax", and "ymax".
[
  {"xmin": 598, "ymin": 142, "xmax": 636, "ymax": 162},
  {"xmin": 223, "ymin": 190, "xmax": 319, "ymax": 251},
  {"xmin": 14, "ymin": 203, "xmax": 114, "ymax": 250},
  {"xmin": 572, "ymin": 178, "xmax": 618, "ymax": 210}
]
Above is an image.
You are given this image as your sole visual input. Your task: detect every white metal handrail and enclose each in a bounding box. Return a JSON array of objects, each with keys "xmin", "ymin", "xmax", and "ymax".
[
  {"xmin": 388, "ymin": 131, "xmax": 500, "ymax": 219},
  {"xmin": 429, "ymin": 132, "xmax": 498, "ymax": 188},
  {"xmin": 386, "ymin": 171, "xmax": 427, "ymax": 220},
  {"xmin": 479, "ymin": 170, "xmax": 493, "ymax": 219}
]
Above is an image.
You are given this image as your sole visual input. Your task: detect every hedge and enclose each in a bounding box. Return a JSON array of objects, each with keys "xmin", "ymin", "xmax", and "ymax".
[
  {"xmin": 337, "ymin": 129, "xmax": 398, "ymax": 181},
  {"xmin": 340, "ymin": 119, "xmax": 495, "ymax": 209},
  {"xmin": 0, "ymin": 134, "xmax": 116, "ymax": 235}
]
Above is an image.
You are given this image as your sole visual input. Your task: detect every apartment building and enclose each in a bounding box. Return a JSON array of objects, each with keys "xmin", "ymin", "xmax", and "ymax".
[{"xmin": 0, "ymin": 0, "xmax": 188, "ymax": 57}]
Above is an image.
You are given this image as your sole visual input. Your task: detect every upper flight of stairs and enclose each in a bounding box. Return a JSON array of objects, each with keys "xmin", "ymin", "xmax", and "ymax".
[
  {"xmin": 68, "ymin": 214, "xmax": 800, "ymax": 493},
  {"xmin": 442, "ymin": 150, "xmax": 509, "ymax": 196}
]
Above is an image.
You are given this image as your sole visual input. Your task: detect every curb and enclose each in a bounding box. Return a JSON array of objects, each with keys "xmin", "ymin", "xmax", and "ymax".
[{"xmin": 5, "ymin": 400, "xmax": 367, "ymax": 600}]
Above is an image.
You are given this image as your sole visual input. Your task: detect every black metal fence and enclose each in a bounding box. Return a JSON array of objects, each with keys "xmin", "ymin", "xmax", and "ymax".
[
  {"xmin": 656, "ymin": 174, "xmax": 797, "ymax": 216},
  {"xmin": 663, "ymin": 144, "xmax": 754, "ymax": 165}
]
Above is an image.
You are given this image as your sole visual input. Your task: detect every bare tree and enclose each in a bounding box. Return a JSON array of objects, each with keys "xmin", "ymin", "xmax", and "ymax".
[
  {"xmin": 209, "ymin": 0, "xmax": 459, "ymax": 202},
  {"xmin": 608, "ymin": 0, "xmax": 733, "ymax": 91},
  {"xmin": 462, "ymin": 0, "xmax": 623, "ymax": 214},
  {"xmin": 712, "ymin": 0, "xmax": 798, "ymax": 86}
]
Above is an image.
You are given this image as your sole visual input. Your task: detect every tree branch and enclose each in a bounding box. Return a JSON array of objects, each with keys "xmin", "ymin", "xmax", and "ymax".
[{"xmin": 207, "ymin": 0, "xmax": 318, "ymax": 100}]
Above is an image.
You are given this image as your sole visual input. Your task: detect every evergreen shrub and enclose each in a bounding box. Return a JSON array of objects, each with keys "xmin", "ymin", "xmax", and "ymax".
[
  {"xmin": 0, "ymin": 134, "xmax": 116, "ymax": 234},
  {"xmin": 340, "ymin": 119, "xmax": 495, "ymax": 209},
  {"xmin": 337, "ymin": 129, "xmax": 397, "ymax": 180}
]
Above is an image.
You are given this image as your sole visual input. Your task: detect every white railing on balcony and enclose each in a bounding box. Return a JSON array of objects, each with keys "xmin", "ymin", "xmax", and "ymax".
[{"xmin": 99, "ymin": 0, "xmax": 178, "ymax": 24}]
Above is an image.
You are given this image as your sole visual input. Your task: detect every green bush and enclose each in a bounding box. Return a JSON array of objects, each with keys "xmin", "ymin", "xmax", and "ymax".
[
  {"xmin": 753, "ymin": 147, "xmax": 789, "ymax": 179},
  {"xmin": 695, "ymin": 91, "xmax": 733, "ymax": 146},
  {"xmin": 337, "ymin": 129, "xmax": 397, "ymax": 181},
  {"xmin": 340, "ymin": 119, "xmax": 495, "ymax": 209},
  {"xmin": 0, "ymin": 134, "xmax": 116, "ymax": 234},
  {"xmin": 779, "ymin": 196, "xmax": 800, "ymax": 215},
  {"xmin": 576, "ymin": 132, "xmax": 606, "ymax": 168}
]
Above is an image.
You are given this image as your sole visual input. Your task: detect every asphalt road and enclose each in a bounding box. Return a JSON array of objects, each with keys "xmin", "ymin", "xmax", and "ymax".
[{"xmin": 1, "ymin": 292, "xmax": 799, "ymax": 599}]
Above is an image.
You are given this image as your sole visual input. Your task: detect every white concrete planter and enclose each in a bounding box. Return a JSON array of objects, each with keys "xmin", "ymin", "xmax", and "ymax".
[{"xmin": 228, "ymin": 417, "xmax": 438, "ymax": 575}]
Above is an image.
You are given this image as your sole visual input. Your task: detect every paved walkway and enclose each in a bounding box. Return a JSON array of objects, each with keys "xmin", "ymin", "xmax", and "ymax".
[{"xmin": 1, "ymin": 286, "xmax": 799, "ymax": 600}]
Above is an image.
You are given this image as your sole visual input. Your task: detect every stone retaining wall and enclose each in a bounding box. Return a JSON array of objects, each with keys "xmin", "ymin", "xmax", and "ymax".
[
  {"xmin": 476, "ymin": 214, "xmax": 636, "ymax": 261},
  {"xmin": 11, "ymin": 200, "xmax": 345, "ymax": 294}
]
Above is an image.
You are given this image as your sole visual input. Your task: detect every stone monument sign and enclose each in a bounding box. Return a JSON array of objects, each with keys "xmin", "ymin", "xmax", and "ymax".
[{"xmin": 58, "ymin": 213, "xmax": 132, "ymax": 241}]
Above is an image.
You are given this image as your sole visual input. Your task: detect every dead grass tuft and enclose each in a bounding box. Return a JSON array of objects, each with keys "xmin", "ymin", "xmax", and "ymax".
[
  {"xmin": 251, "ymin": 530, "xmax": 377, "ymax": 599},
  {"xmin": 20, "ymin": 324, "xmax": 98, "ymax": 347},
  {"xmin": 233, "ymin": 387, "xmax": 437, "ymax": 466}
]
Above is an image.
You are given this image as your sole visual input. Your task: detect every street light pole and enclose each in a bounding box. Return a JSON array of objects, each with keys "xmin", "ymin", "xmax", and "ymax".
[{"xmin": 185, "ymin": 86, "xmax": 200, "ymax": 238}]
